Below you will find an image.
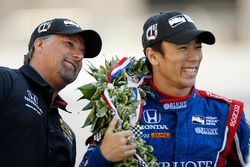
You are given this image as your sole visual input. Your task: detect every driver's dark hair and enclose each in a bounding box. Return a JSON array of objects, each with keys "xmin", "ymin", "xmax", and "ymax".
[
  {"xmin": 23, "ymin": 35, "xmax": 52, "ymax": 64},
  {"xmin": 144, "ymin": 40, "xmax": 165, "ymax": 74}
]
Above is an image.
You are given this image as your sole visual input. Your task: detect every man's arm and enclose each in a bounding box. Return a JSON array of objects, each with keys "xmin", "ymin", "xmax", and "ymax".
[
  {"xmin": 0, "ymin": 67, "xmax": 14, "ymax": 111},
  {"xmin": 79, "ymin": 117, "xmax": 136, "ymax": 167},
  {"xmin": 227, "ymin": 111, "xmax": 250, "ymax": 166}
]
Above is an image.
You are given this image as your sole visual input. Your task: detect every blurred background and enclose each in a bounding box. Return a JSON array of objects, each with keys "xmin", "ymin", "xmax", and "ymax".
[{"xmin": 0, "ymin": 0, "xmax": 249, "ymax": 166}]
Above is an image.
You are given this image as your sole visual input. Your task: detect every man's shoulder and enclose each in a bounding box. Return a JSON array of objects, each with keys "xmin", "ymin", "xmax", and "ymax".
[
  {"xmin": 196, "ymin": 89, "xmax": 244, "ymax": 127},
  {"xmin": 0, "ymin": 67, "xmax": 20, "ymax": 105},
  {"xmin": 196, "ymin": 89, "xmax": 243, "ymax": 106},
  {"xmin": 0, "ymin": 66, "xmax": 12, "ymax": 72},
  {"xmin": 0, "ymin": 66, "xmax": 20, "ymax": 82},
  {"xmin": 0, "ymin": 66, "xmax": 19, "ymax": 75}
]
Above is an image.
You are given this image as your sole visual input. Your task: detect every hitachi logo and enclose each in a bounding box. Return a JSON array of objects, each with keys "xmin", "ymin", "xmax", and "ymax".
[
  {"xmin": 141, "ymin": 124, "xmax": 168, "ymax": 130},
  {"xmin": 159, "ymin": 160, "xmax": 213, "ymax": 167},
  {"xmin": 163, "ymin": 101, "xmax": 187, "ymax": 110}
]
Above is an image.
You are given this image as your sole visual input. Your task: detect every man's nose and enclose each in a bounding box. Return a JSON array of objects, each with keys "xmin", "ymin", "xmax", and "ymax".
[
  {"xmin": 72, "ymin": 49, "xmax": 84, "ymax": 61},
  {"xmin": 187, "ymin": 49, "xmax": 202, "ymax": 61}
]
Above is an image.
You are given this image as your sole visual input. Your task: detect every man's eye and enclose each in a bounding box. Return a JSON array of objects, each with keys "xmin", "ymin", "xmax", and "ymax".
[
  {"xmin": 64, "ymin": 40, "xmax": 74, "ymax": 47},
  {"xmin": 67, "ymin": 41, "xmax": 74, "ymax": 46},
  {"xmin": 178, "ymin": 46, "xmax": 187, "ymax": 50}
]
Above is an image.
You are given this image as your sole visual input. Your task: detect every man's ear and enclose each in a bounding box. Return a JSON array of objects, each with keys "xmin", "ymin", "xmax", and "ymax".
[
  {"xmin": 145, "ymin": 47, "xmax": 159, "ymax": 65},
  {"xmin": 33, "ymin": 37, "xmax": 44, "ymax": 51}
]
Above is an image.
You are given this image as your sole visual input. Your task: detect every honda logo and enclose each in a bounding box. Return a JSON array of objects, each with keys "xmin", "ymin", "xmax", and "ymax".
[
  {"xmin": 143, "ymin": 109, "xmax": 161, "ymax": 124},
  {"xmin": 27, "ymin": 90, "xmax": 38, "ymax": 105}
]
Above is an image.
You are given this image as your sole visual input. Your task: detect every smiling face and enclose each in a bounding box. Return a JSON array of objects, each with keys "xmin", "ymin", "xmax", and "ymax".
[
  {"xmin": 146, "ymin": 39, "xmax": 203, "ymax": 96},
  {"xmin": 30, "ymin": 34, "xmax": 85, "ymax": 91}
]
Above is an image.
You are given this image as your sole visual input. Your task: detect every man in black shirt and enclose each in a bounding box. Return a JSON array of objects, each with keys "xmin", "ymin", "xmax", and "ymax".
[{"xmin": 0, "ymin": 18, "xmax": 102, "ymax": 167}]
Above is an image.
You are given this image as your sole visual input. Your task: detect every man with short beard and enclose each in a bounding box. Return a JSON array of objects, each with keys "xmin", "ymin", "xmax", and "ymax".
[{"xmin": 0, "ymin": 18, "xmax": 102, "ymax": 167}]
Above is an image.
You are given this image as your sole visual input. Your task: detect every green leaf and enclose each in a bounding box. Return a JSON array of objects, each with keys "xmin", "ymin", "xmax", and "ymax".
[
  {"xmin": 96, "ymin": 105, "xmax": 108, "ymax": 117},
  {"xmin": 78, "ymin": 83, "xmax": 97, "ymax": 100},
  {"xmin": 92, "ymin": 116, "xmax": 108, "ymax": 132},
  {"xmin": 136, "ymin": 145, "xmax": 146, "ymax": 155},
  {"xmin": 122, "ymin": 121, "xmax": 131, "ymax": 130},
  {"xmin": 82, "ymin": 105, "xmax": 96, "ymax": 128},
  {"xmin": 81, "ymin": 102, "xmax": 93, "ymax": 111},
  {"xmin": 144, "ymin": 145, "xmax": 154, "ymax": 152},
  {"xmin": 145, "ymin": 152, "xmax": 157, "ymax": 162}
]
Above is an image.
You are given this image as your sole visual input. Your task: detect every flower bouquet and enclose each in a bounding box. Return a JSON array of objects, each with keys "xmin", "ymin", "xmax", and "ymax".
[{"xmin": 78, "ymin": 56, "xmax": 159, "ymax": 167}]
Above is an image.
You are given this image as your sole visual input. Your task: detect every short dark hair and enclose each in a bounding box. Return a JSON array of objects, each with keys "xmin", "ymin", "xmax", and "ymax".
[
  {"xmin": 144, "ymin": 40, "xmax": 165, "ymax": 74},
  {"xmin": 23, "ymin": 46, "xmax": 34, "ymax": 64},
  {"xmin": 23, "ymin": 35, "xmax": 52, "ymax": 64}
]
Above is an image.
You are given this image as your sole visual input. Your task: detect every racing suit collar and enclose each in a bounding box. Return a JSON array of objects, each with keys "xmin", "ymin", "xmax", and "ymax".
[
  {"xmin": 148, "ymin": 80, "xmax": 197, "ymax": 112},
  {"xmin": 149, "ymin": 79, "xmax": 195, "ymax": 102}
]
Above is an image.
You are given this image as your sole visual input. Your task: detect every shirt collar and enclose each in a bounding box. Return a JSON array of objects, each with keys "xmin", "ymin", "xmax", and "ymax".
[
  {"xmin": 149, "ymin": 79, "xmax": 195, "ymax": 102},
  {"xmin": 19, "ymin": 64, "xmax": 69, "ymax": 112},
  {"xmin": 148, "ymin": 79, "xmax": 197, "ymax": 111}
]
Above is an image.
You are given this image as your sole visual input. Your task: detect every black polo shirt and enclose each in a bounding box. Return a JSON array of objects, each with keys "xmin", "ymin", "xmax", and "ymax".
[{"xmin": 0, "ymin": 65, "xmax": 76, "ymax": 167}]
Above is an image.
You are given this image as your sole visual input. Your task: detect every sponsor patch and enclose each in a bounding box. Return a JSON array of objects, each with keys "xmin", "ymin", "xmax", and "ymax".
[
  {"xmin": 38, "ymin": 21, "xmax": 52, "ymax": 33},
  {"xmin": 229, "ymin": 104, "xmax": 240, "ymax": 127},
  {"xmin": 192, "ymin": 116, "xmax": 219, "ymax": 126},
  {"xmin": 141, "ymin": 124, "xmax": 168, "ymax": 130},
  {"xmin": 143, "ymin": 109, "xmax": 161, "ymax": 124},
  {"xmin": 146, "ymin": 23, "xmax": 158, "ymax": 41},
  {"xmin": 151, "ymin": 132, "xmax": 171, "ymax": 138},
  {"xmin": 192, "ymin": 116, "xmax": 205, "ymax": 125},
  {"xmin": 64, "ymin": 20, "xmax": 80, "ymax": 28},
  {"xmin": 195, "ymin": 127, "xmax": 218, "ymax": 135},
  {"xmin": 205, "ymin": 116, "xmax": 219, "ymax": 126},
  {"xmin": 24, "ymin": 90, "xmax": 43, "ymax": 115},
  {"xmin": 163, "ymin": 101, "xmax": 187, "ymax": 110},
  {"xmin": 168, "ymin": 14, "xmax": 187, "ymax": 28},
  {"xmin": 159, "ymin": 160, "xmax": 213, "ymax": 166}
]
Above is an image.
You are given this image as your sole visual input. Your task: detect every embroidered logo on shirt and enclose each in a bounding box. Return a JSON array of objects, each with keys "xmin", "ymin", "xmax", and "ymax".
[
  {"xmin": 143, "ymin": 109, "xmax": 161, "ymax": 124},
  {"xmin": 151, "ymin": 132, "xmax": 171, "ymax": 138},
  {"xmin": 24, "ymin": 90, "xmax": 43, "ymax": 115},
  {"xmin": 163, "ymin": 101, "xmax": 187, "ymax": 110},
  {"xmin": 192, "ymin": 116, "xmax": 205, "ymax": 125},
  {"xmin": 195, "ymin": 127, "xmax": 218, "ymax": 135},
  {"xmin": 192, "ymin": 116, "xmax": 219, "ymax": 126},
  {"xmin": 205, "ymin": 116, "xmax": 219, "ymax": 126},
  {"xmin": 158, "ymin": 161, "xmax": 213, "ymax": 167}
]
